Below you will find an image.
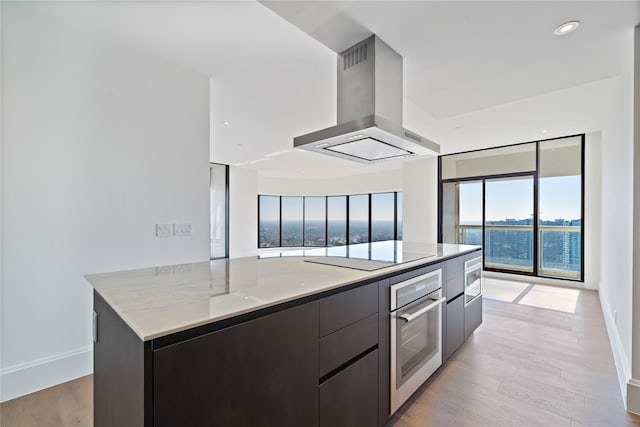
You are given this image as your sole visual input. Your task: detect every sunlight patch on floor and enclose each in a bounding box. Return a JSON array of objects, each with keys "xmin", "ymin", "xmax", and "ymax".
[
  {"xmin": 518, "ymin": 284, "xmax": 579, "ymax": 313},
  {"xmin": 482, "ymin": 278, "xmax": 530, "ymax": 303},
  {"xmin": 483, "ymin": 278, "xmax": 580, "ymax": 314}
]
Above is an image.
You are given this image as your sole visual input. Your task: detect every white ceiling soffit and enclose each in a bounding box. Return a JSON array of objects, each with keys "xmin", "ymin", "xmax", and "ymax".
[{"xmin": 261, "ymin": 1, "xmax": 640, "ymax": 119}]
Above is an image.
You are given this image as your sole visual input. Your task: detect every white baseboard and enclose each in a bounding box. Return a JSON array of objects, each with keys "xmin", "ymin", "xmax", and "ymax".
[
  {"xmin": 599, "ymin": 293, "xmax": 631, "ymax": 408},
  {"xmin": 628, "ymin": 379, "xmax": 640, "ymax": 415},
  {"xmin": 0, "ymin": 346, "xmax": 93, "ymax": 403}
]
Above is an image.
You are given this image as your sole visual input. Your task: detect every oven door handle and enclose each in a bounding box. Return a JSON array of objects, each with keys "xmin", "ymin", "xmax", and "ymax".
[{"xmin": 397, "ymin": 297, "xmax": 446, "ymax": 323}]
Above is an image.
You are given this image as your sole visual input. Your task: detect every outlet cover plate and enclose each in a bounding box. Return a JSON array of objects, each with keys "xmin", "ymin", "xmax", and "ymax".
[
  {"xmin": 156, "ymin": 223, "xmax": 172, "ymax": 237},
  {"xmin": 174, "ymin": 223, "xmax": 192, "ymax": 236}
]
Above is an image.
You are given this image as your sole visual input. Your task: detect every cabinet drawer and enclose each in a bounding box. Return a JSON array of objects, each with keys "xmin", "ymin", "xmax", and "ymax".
[
  {"xmin": 319, "ymin": 282, "xmax": 378, "ymax": 337},
  {"xmin": 320, "ymin": 349, "xmax": 378, "ymax": 427},
  {"xmin": 465, "ymin": 295, "xmax": 483, "ymax": 339},
  {"xmin": 319, "ymin": 313, "xmax": 377, "ymax": 378}
]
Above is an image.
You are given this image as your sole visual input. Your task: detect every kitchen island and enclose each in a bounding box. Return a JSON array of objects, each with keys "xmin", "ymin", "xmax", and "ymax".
[{"xmin": 87, "ymin": 241, "xmax": 481, "ymax": 427}]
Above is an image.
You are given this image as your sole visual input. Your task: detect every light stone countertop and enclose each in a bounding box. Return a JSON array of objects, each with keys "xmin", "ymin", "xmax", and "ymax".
[{"xmin": 85, "ymin": 241, "xmax": 480, "ymax": 341}]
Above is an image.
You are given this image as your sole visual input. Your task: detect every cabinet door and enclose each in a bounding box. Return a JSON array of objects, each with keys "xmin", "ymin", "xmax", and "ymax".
[
  {"xmin": 320, "ymin": 349, "xmax": 378, "ymax": 427},
  {"xmin": 465, "ymin": 295, "xmax": 483, "ymax": 339},
  {"xmin": 445, "ymin": 296, "xmax": 465, "ymax": 360},
  {"xmin": 153, "ymin": 302, "xmax": 319, "ymax": 427}
]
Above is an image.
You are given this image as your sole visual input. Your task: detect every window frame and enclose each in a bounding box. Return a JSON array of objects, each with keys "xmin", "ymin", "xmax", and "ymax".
[{"xmin": 437, "ymin": 134, "xmax": 585, "ymax": 282}]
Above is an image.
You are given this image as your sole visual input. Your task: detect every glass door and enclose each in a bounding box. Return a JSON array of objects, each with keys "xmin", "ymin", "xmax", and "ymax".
[
  {"xmin": 441, "ymin": 180, "xmax": 482, "ymax": 244},
  {"xmin": 484, "ymin": 176, "xmax": 534, "ymax": 273},
  {"xmin": 538, "ymin": 137, "xmax": 582, "ymax": 279}
]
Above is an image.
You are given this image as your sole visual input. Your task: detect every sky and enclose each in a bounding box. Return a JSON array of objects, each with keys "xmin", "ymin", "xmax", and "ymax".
[{"xmin": 459, "ymin": 175, "xmax": 581, "ymax": 224}]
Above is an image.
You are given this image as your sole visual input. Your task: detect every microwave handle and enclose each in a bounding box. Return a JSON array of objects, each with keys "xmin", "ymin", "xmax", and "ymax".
[{"xmin": 397, "ymin": 297, "xmax": 446, "ymax": 323}]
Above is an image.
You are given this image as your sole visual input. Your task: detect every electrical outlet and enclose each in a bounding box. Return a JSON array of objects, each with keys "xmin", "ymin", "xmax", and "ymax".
[
  {"xmin": 174, "ymin": 223, "xmax": 192, "ymax": 236},
  {"xmin": 173, "ymin": 263, "xmax": 192, "ymax": 273},
  {"xmin": 156, "ymin": 223, "xmax": 172, "ymax": 237},
  {"xmin": 155, "ymin": 266, "xmax": 173, "ymax": 275}
]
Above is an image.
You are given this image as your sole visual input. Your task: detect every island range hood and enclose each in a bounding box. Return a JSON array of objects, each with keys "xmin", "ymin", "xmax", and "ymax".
[{"xmin": 294, "ymin": 35, "xmax": 440, "ymax": 163}]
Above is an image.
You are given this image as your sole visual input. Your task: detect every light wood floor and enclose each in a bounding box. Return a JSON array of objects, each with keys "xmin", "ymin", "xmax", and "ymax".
[
  {"xmin": 2, "ymin": 278, "xmax": 639, "ymax": 427},
  {"xmin": 0, "ymin": 374, "xmax": 92, "ymax": 426}
]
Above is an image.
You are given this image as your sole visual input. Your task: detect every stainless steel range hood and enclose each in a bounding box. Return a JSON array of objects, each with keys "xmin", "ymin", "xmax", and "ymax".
[{"xmin": 294, "ymin": 35, "xmax": 440, "ymax": 163}]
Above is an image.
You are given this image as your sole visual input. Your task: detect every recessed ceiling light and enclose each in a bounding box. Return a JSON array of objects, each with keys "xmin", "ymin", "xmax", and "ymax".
[
  {"xmin": 542, "ymin": 129, "xmax": 548, "ymax": 134},
  {"xmin": 223, "ymin": 121, "xmax": 230, "ymax": 125},
  {"xmin": 554, "ymin": 21, "xmax": 580, "ymax": 36}
]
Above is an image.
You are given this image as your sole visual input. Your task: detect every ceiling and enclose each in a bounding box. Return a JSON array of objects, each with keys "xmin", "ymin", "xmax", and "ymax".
[{"xmin": 23, "ymin": 1, "xmax": 640, "ymax": 179}]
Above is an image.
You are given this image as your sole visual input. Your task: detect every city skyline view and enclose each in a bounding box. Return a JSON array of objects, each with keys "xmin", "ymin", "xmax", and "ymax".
[{"xmin": 258, "ymin": 193, "xmax": 402, "ymax": 248}]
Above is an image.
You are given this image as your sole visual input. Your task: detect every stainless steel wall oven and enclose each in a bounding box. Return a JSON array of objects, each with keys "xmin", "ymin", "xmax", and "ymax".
[
  {"xmin": 389, "ymin": 269, "xmax": 445, "ymax": 414},
  {"xmin": 464, "ymin": 256, "xmax": 482, "ymax": 305}
]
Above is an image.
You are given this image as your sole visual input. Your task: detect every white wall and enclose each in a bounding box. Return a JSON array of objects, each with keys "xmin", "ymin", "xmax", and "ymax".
[
  {"xmin": 598, "ymin": 27, "xmax": 635, "ymax": 407},
  {"xmin": 629, "ymin": 25, "xmax": 640, "ymax": 415},
  {"xmin": 258, "ymin": 168, "xmax": 402, "ymax": 196},
  {"xmin": 229, "ymin": 167, "xmax": 258, "ymax": 258},
  {"xmin": 0, "ymin": 3, "xmax": 210, "ymax": 401},
  {"xmin": 583, "ymin": 132, "xmax": 601, "ymax": 291},
  {"xmin": 401, "ymin": 157, "xmax": 438, "ymax": 243}
]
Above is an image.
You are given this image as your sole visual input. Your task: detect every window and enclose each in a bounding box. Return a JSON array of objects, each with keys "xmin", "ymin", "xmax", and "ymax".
[
  {"xmin": 349, "ymin": 195, "xmax": 369, "ymax": 244},
  {"xmin": 210, "ymin": 164, "xmax": 229, "ymax": 259},
  {"xmin": 439, "ymin": 135, "xmax": 584, "ymax": 281},
  {"xmin": 281, "ymin": 197, "xmax": 303, "ymax": 246},
  {"xmin": 259, "ymin": 196, "xmax": 280, "ymax": 248},
  {"xmin": 304, "ymin": 197, "xmax": 326, "ymax": 246},
  {"xmin": 327, "ymin": 196, "xmax": 347, "ymax": 246},
  {"xmin": 257, "ymin": 192, "xmax": 403, "ymax": 249},
  {"xmin": 371, "ymin": 193, "xmax": 395, "ymax": 242}
]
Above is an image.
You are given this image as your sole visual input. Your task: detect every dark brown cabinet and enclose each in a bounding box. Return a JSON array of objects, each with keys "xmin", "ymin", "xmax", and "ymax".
[
  {"xmin": 319, "ymin": 313, "xmax": 378, "ymax": 378},
  {"xmin": 441, "ymin": 250, "xmax": 484, "ymax": 361},
  {"xmin": 442, "ymin": 256, "xmax": 466, "ymax": 361},
  {"xmin": 444, "ymin": 295, "xmax": 465, "ymax": 360},
  {"xmin": 442, "ymin": 257, "xmax": 464, "ymax": 300},
  {"xmin": 320, "ymin": 349, "xmax": 379, "ymax": 427},
  {"xmin": 153, "ymin": 301, "xmax": 320, "ymax": 427},
  {"xmin": 319, "ymin": 282, "xmax": 379, "ymax": 427},
  {"xmin": 319, "ymin": 282, "xmax": 378, "ymax": 336},
  {"xmin": 465, "ymin": 295, "xmax": 483, "ymax": 339}
]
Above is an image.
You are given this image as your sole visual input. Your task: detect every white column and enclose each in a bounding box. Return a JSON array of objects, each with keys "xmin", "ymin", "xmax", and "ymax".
[{"xmin": 402, "ymin": 157, "xmax": 438, "ymax": 243}]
